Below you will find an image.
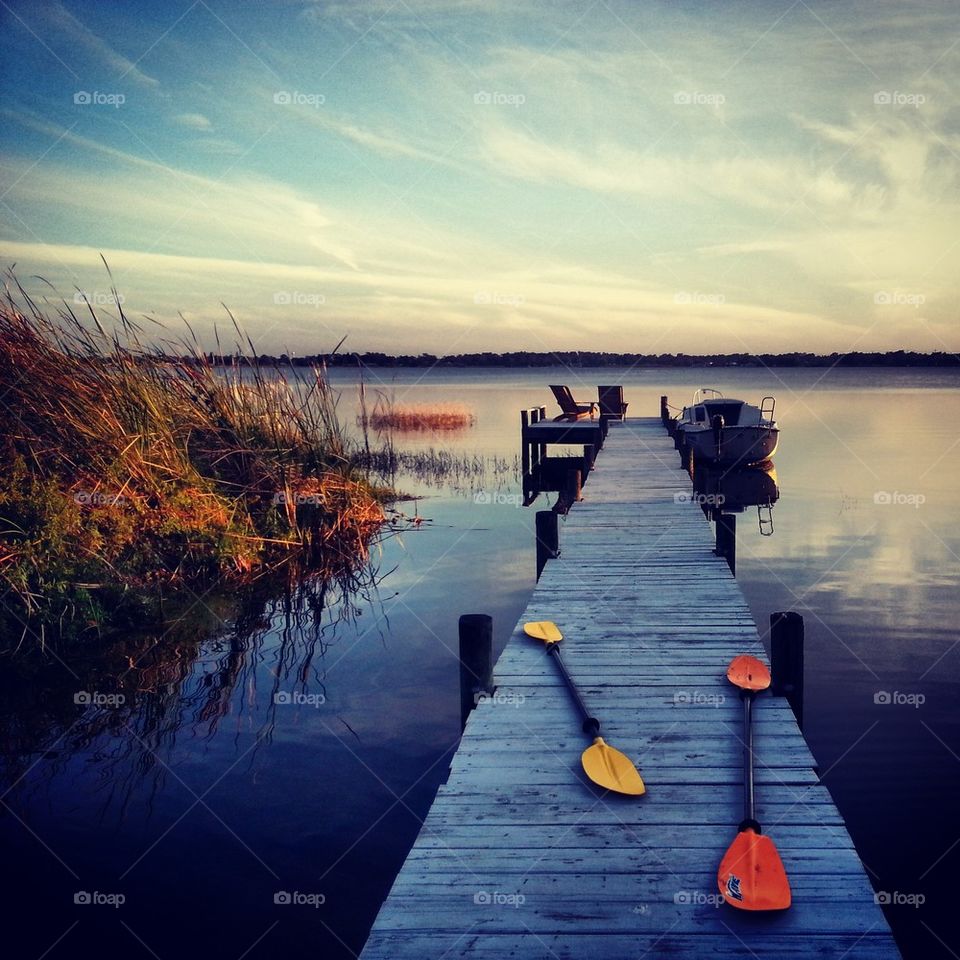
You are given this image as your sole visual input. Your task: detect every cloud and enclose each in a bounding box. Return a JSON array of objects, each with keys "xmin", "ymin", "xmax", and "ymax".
[
  {"xmin": 173, "ymin": 113, "xmax": 212, "ymax": 130},
  {"xmin": 38, "ymin": 1, "xmax": 161, "ymax": 88}
]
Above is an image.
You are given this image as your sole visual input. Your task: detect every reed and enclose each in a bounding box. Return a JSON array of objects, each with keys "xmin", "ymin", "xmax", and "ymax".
[
  {"xmin": 0, "ymin": 271, "xmax": 384, "ymax": 643},
  {"xmin": 359, "ymin": 396, "xmax": 476, "ymax": 433}
]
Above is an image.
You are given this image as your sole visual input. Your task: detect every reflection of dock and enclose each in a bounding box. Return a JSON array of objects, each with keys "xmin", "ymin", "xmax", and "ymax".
[{"xmin": 360, "ymin": 416, "xmax": 899, "ymax": 960}]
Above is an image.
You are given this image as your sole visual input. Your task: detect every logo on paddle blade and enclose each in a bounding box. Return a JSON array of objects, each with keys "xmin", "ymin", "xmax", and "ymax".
[{"xmin": 725, "ymin": 875, "xmax": 743, "ymax": 902}]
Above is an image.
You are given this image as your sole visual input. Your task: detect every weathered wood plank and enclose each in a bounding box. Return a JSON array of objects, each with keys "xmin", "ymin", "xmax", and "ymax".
[{"xmin": 359, "ymin": 417, "xmax": 898, "ymax": 959}]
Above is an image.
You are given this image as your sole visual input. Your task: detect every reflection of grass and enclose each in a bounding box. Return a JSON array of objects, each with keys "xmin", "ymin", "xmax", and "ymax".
[
  {"xmin": 359, "ymin": 446, "xmax": 518, "ymax": 496},
  {"xmin": 359, "ymin": 397, "xmax": 476, "ymax": 433},
  {"xmin": 0, "ymin": 272, "xmax": 384, "ymax": 643}
]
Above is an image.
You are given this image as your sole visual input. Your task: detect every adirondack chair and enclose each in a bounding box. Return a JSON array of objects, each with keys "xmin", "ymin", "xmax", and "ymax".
[
  {"xmin": 598, "ymin": 385, "xmax": 628, "ymax": 420},
  {"xmin": 549, "ymin": 385, "xmax": 598, "ymax": 421}
]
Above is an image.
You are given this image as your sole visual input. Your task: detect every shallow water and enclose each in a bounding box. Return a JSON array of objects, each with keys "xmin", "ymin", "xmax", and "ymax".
[{"xmin": 2, "ymin": 367, "xmax": 958, "ymax": 959}]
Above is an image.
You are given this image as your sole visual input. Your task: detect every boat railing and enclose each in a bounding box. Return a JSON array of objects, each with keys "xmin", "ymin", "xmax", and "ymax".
[
  {"xmin": 693, "ymin": 388, "xmax": 724, "ymax": 404},
  {"xmin": 760, "ymin": 396, "xmax": 776, "ymax": 433}
]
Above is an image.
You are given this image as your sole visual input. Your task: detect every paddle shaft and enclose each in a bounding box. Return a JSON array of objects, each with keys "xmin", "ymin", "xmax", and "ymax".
[
  {"xmin": 742, "ymin": 690, "xmax": 757, "ymax": 828},
  {"xmin": 546, "ymin": 642, "xmax": 600, "ymax": 737}
]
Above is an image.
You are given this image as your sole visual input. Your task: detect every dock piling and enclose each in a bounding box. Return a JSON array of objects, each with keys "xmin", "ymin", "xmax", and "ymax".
[
  {"xmin": 458, "ymin": 614, "xmax": 494, "ymax": 729},
  {"xmin": 771, "ymin": 611, "xmax": 805, "ymax": 728},
  {"xmin": 715, "ymin": 513, "xmax": 736, "ymax": 574},
  {"xmin": 535, "ymin": 510, "xmax": 560, "ymax": 580}
]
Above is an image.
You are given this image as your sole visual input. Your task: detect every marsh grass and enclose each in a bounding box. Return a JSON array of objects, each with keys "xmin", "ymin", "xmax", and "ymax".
[
  {"xmin": 359, "ymin": 395, "xmax": 476, "ymax": 433},
  {"xmin": 0, "ymin": 270, "xmax": 384, "ymax": 644}
]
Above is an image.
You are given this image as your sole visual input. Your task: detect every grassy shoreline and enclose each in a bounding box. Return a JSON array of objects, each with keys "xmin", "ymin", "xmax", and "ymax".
[{"xmin": 0, "ymin": 277, "xmax": 385, "ymax": 647}]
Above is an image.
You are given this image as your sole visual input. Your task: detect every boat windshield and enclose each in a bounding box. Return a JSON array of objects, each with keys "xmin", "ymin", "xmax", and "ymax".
[{"xmin": 703, "ymin": 401, "xmax": 744, "ymax": 425}]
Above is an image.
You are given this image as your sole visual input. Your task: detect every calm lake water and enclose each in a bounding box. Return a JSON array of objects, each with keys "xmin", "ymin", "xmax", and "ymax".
[{"xmin": 2, "ymin": 367, "xmax": 959, "ymax": 959}]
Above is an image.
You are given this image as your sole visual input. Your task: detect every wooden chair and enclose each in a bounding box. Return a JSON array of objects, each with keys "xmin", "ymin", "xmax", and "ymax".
[
  {"xmin": 598, "ymin": 385, "xmax": 628, "ymax": 420},
  {"xmin": 549, "ymin": 385, "xmax": 598, "ymax": 421}
]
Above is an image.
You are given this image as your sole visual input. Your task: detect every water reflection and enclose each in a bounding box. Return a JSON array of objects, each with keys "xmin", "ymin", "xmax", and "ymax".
[
  {"xmin": 692, "ymin": 460, "xmax": 780, "ymax": 535},
  {"xmin": 0, "ymin": 562, "xmax": 385, "ymax": 815}
]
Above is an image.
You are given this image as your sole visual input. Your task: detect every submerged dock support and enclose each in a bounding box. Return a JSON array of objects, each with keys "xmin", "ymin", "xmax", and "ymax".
[
  {"xmin": 771, "ymin": 611, "xmax": 805, "ymax": 729},
  {"xmin": 715, "ymin": 513, "xmax": 736, "ymax": 574},
  {"xmin": 458, "ymin": 614, "xmax": 494, "ymax": 729},
  {"xmin": 535, "ymin": 510, "xmax": 560, "ymax": 580}
]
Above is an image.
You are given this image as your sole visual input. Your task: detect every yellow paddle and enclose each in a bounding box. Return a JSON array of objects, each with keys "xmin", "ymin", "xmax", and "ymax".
[{"xmin": 523, "ymin": 621, "xmax": 645, "ymax": 796}]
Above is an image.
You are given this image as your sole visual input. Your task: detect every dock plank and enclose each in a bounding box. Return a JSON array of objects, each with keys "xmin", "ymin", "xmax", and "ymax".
[{"xmin": 359, "ymin": 417, "xmax": 898, "ymax": 959}]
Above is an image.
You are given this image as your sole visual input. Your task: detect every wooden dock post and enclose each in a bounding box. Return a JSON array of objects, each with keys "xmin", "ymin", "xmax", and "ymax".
[
  {"xmin": 535, "ymin": 510, "xmax": 560, "ymax": 580},
  {"xmin": 559, "ymin": 467, "xmax": 581, "ymax": 512},
  {"xmin": 771, "ymin": 611, "xmax": 805, "ymax": 728},
  {"xmin": 715, "ymin": 513, "xmax": 736, "ymax": 574},
  {"xmin": 660, "ymin": 395, "xmax": 670, "ymax": 426},
  {"xmin": 458, "ymin": 614, "xmax": 493, "ymax": 729}
]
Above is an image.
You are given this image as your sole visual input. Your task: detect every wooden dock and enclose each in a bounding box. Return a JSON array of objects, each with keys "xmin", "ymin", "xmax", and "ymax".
[{"xmin": 360, "ymin": 417, "xmax": 900, "ymax": 959}]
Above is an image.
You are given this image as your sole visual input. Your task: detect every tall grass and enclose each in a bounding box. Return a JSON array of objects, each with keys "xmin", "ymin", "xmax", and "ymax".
[{"xmin": 0, "ymin": 271, "xmax": 384, "ymax": 644}]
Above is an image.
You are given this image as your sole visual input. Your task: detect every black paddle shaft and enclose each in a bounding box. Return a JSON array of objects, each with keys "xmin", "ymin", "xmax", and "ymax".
[
  {"xmin": 740, "ymin": 690, "xmax": 761, "ymax": 833},
  {"xmin": 546, "ymin": 643, "xmax": 601, "ymax": 737}
]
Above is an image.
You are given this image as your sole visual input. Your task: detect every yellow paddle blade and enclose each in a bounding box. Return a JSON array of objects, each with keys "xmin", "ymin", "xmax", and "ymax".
[
  {"xmin": 718, "ymin": 827, "xmax": 791, "ymax": 911},
  {"xmin": 523, "ymin": 620, "xmax": 564, "ymax": 644},
  {"xmin": 582, "ymin": 737, "xmax": 646, "ymax": 796},
  {"xmin": 726, "ymin": 654, "xmax": 771, "ymax": 691}
]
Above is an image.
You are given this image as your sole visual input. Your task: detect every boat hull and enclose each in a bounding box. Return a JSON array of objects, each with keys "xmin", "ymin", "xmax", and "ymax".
[{"xmin": 679, "ymin": 425, "xmax": 779, "ymax": 466}]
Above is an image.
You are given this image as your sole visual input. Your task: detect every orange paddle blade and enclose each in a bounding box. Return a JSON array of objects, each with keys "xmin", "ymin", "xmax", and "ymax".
[
  {"xmin": 718, "ymin": 827, "xmax": 791, "ymax": 911},
  {"xmin": 726, "ymin": 655, "xmax": 771, "ymax": 692}
]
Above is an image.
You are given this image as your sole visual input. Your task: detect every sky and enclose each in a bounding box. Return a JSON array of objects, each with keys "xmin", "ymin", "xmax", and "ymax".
[{"xmin": 1, "ymin": 0, "xmax": 958, "ymax": 355}]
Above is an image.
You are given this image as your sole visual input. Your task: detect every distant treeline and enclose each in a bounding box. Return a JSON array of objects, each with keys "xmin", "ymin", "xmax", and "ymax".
[{"xmin": 170, "ymin": 350, "xmax": 960, "ymax": 368}]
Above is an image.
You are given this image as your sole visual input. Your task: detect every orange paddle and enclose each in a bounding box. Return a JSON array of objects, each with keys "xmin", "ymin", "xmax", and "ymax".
[{"xmin": 717, "ymin": 654, "xmax": 792, "ymax": 911}]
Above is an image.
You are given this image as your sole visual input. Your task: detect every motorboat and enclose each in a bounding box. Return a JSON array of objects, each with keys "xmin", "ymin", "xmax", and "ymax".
[{"xmin": 676, "ymin": 389, "xmax": 778, "ymax": 466}]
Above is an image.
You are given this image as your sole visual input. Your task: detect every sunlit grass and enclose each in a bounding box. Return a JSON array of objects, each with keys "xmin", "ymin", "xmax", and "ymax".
[
  {"xmin": 0, "ymin": 269, "xmax": 384, "ymax": 643},
  {"xmin": 360, "ymin": 398, "xmax": 476, "ymax": 433}
]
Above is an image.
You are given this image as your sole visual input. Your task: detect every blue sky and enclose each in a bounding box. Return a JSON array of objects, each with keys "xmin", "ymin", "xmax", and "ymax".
[{"xmin": 1, "ymin": 0, "xmax": 958, "ymax": 354}]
